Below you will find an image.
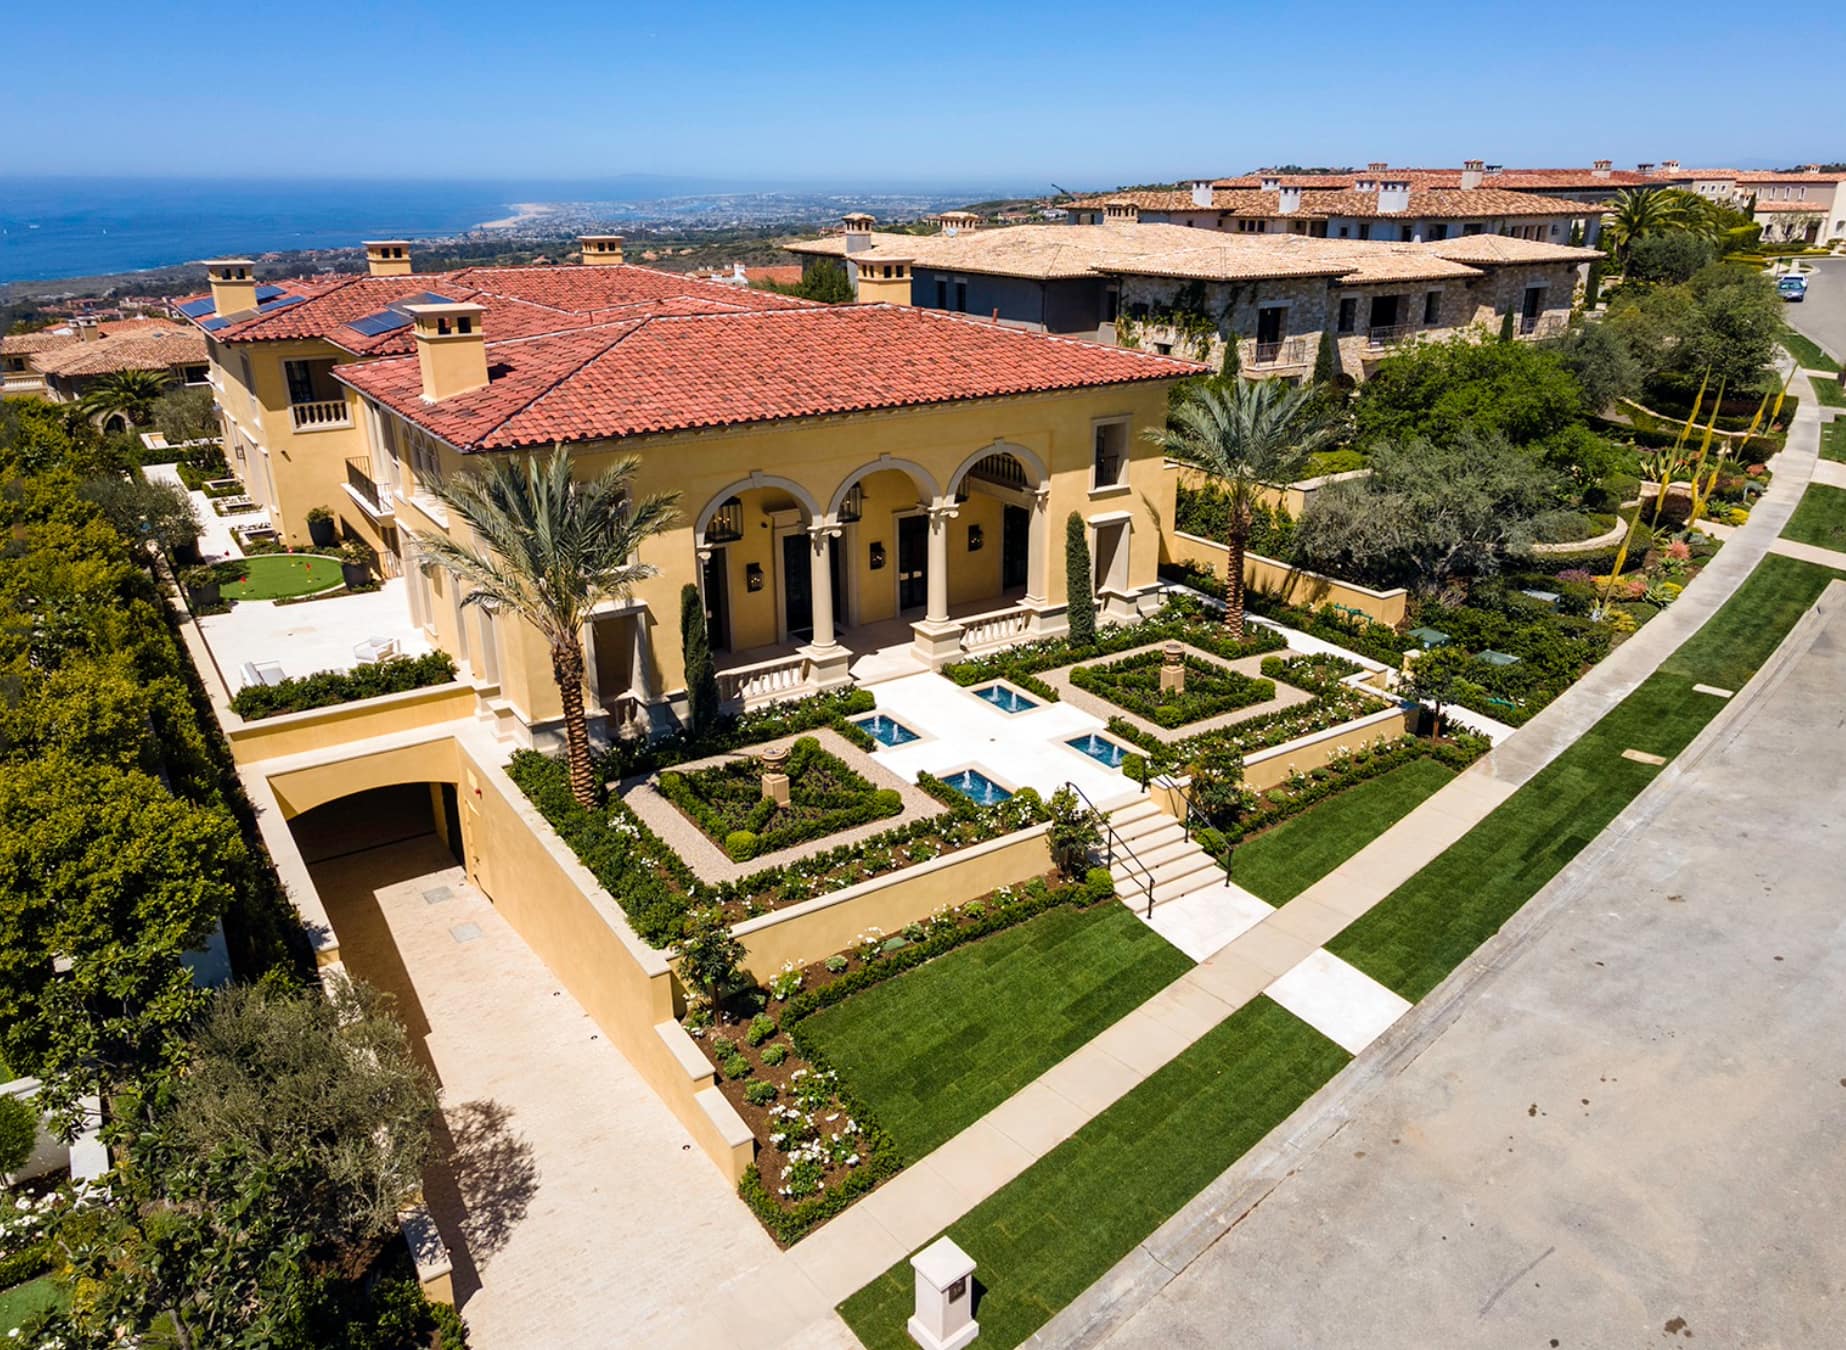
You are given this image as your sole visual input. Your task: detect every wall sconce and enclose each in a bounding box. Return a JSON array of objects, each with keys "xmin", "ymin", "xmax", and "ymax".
[
  {"xmin": 745, "ymin": 562, "xmax": 765, "ymax": 592},
  {"xmin": 967, "ymin": 524, "xmax": 984, "ymax": 552},
  {"xmin": 869, "ymin": 541, "xmax": 887, "ymax": 571}
]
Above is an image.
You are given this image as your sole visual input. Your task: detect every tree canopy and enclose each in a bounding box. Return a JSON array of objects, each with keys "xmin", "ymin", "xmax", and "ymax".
[{"xmin": 1352, "ymin": 335, "xmax": 1584, "ymax": 450}]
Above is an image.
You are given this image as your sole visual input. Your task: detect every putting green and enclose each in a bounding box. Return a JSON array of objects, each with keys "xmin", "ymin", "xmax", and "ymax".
[{"xmin": 218, "ymin": 554, "xmax": 345, "ymax": 600}]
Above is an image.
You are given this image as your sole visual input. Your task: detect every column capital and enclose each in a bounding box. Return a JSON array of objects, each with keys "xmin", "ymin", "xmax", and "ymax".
[
  {"xmin": 807, "ymin": 516, "xmax": 844, "ymax": 543},
  {"xmin": 927, "ymin": 498, "xmax": 960, "ymax": 526}
]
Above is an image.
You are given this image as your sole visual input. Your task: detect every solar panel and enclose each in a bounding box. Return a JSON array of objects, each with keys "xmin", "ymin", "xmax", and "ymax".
[
  {"xmin": 177, "ymin": 297, "xmax": 216, "ymax": 318},
  {"xmin": 255, "ymin": 285, "xmax": 284, "ymax": 301},
  {"xmin": 201, "ymin": 317, "xmax": 230, "ymax": 331},
  {"xmin": 347, "ymin": 310, "xmax": 412, "ymax": 337},
  {"xmin": 256, "ymin": 295, "xmax": 306, "ymax": 313}
]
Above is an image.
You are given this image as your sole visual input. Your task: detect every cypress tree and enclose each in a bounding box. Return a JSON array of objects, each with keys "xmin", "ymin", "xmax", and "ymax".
[
  {"xmin": 1498, "ymin": 307, "xmax": 1516, "ymax": 343},
  {"xmin": 1065, "ymin": 512, "xmax": 1096, "ymax": 648},
  {"xmin": 1218, "ymin": 331, "xmax": 1241, "ymax": 383},
  {"xmin": 1312, "ymin": 326, "xmax": 1340, "ymax": 386},
  {"xmin": 1583, "ymin": 260, "xmax": 1604, "ymax": 310},
  {"xmin": 680, "ymin": 583, "xmax": 720, "ymax": 734}
]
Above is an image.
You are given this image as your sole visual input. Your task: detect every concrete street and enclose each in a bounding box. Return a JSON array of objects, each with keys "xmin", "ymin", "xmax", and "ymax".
[
  {"xmin": 1784, "ymin": 255, "xmax": 1846, "ymax": 364},
  {"xmin": 1089, "ymin": 586, "xmax": 1846, "ymax": 1349}
]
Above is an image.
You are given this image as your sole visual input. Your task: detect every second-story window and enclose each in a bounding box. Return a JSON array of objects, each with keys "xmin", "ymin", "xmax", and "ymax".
[
  {"xmin": 1424, "ymin": 291, "xmax": 1441, "ymax": 325},
  {"xmin": 1337, "ymin": 297, "xmax": 1358, "ymax": 334},
  {"xmin": 1092, "ymin": 418, "xmax": 1129, "ymax": 490}
]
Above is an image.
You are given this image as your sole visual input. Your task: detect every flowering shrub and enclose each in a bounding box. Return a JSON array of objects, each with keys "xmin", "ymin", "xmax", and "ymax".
[{"xmin": 768, "ymin": 963, "xmax": 803, "ymax": 1002}]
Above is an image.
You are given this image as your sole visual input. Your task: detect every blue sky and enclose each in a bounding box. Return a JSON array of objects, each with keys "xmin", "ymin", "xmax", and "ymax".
[{"xmin": 7, "ymin": 0, "xmax": 1841, "ymax": 189}]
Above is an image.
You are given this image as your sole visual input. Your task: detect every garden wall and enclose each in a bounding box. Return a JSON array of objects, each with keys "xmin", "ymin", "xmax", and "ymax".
[
  {"xmin": 1168, "ymin": 462, "xmax": 1368, "ymax": 517},
  {"xmin": 1169, "ymin": 529, "xmax": 1410, "ymax": 627},
  {"xmin": 730, "ymin": 824, "xmax": 1054, "ymax": 976},
  {"xmin": 223, "ymin": 682, "xmax": 478, "ymax": 764}
]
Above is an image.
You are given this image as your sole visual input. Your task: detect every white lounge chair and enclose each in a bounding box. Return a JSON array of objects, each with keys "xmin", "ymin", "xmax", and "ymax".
[
  {"xmin": 240, "ymin": 660, "xmax": 286, "ymax": 688},
  {"xmin": 353, "ymin": 636, "xmax": 400, "ymax": 664}
]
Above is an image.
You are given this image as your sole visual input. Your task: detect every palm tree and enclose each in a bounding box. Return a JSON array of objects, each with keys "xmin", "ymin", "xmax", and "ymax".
[
  {"xmin": 78, "ymin": 368, "xmax": 170, "ymax": 428},
  {"xmin": 1145, "ymin": 378, "xmax": 1338, "ymax": 638},
  {"xmin": 1601, "ymin": 187, "xmax": 1703, "ymax": 259},
  {"xmin": 409, "ymin": 446, "xmax": 680, "ymax": 807}
]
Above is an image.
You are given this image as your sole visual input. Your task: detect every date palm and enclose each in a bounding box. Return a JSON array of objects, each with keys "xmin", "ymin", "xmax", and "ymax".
[
  {"xmin": 1145, "ymin": 378, "xmax": 1338, "ymax": 638},
  {"xmin": 409, "ymin": 446, "xmax": 680, "ymax": 807},
  {"xmin": 1602, "ymin": 187, "xmax": 1702, "ymax": 259},
  {"xmin": 78, "ymin": 368, "xmax": 170, "ymax": 428}
]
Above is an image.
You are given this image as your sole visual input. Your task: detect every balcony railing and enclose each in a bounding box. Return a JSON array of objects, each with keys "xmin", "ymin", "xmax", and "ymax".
[
  {"xmin": 346, "ymin": 458, "xmax": 382, "ymax": 510},
  {"xmin": 1247, "ymin": 336, "xmax": 1313, "ymax": 368},
  {"xmin": 717, "ymin": 652, "xmax": 810, "ymax": 706},
  {"xmin": 1365, "ymin": 323, "xmax": 1420, "ymax": 348},
  {"xmin": 290, "ymin": 398, "xmax": 352, "ymax": 432},
  {"xmin": 1517, "ymin": 314, "xmax": 1567, "ymax": 339}
]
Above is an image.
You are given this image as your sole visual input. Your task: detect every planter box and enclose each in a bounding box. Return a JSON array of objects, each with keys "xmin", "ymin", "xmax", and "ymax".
[
  {"xmin": 308, "ymin": 517, "xmax": 337, "ymax": 547},
  {"xmin": 187, "ymin": 579, "xmax": 221, "ymax": 609},
  {"xmin": 340, "ymin": 560, "xmax": 370, "ymax": 588}
]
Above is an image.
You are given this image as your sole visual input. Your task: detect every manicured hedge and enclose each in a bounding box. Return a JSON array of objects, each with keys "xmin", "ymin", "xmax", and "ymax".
[
  {"xmin": 1161, "ymin": 563, "xmax": 1411, "ymax": 666},
  {"xmin": 1071, "ymin": 651, "xmax": 1275, "ymax": 727},
  {"xmin": 228, "ymin": 652, "xmax": 458, "ymax": 720},
  {"xmin": 600, "ymin": 687, "xmax": 876, "ymax": 782},
  {"xmin": 654, "ymin": 735, "xmax": 902, "ymax": 860}
]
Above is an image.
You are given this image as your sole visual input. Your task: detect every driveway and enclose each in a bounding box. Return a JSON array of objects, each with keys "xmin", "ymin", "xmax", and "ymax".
[
  {"xmin": 311, "ymin": 830, "xmax": 777, "ymax": 1349},
  {"xmin": 1089, "ymin": 583, "xmax": 1846, "ymax": 1349},
  {"xmin": 1783, "ymin": 255, "xmax": 1846, "ymax": 364}
]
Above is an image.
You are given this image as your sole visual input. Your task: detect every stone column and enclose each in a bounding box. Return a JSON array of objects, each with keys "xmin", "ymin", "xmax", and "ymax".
[
  {"xmin": 925, "ymin": 501, "xmax": 955, "ymax": 623},
  {"xmin": 798, "ymin": 519, "xmax": 852, "ymax": 692},
  {"xmin": 1021, "ymin": 484, "xmax": 1067, "ymax": 637},
  {"xmin": 910, "ymin": 499, "xmax": 965, "ymax": 668}
]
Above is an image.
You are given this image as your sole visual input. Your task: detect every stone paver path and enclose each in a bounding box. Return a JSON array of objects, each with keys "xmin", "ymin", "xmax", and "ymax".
[{"xmin": 313, "ymin": 835, "xmax": 776, "ymax": 1349}]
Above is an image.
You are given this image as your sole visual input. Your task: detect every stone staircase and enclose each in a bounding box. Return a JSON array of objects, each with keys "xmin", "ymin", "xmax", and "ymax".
[{"xmin": 1105, "ymin": 798, "xmax": 1226, "ymax": 910}]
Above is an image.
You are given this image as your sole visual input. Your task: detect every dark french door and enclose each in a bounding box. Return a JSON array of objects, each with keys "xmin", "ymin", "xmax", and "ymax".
[{"xmin": 897, "ymin": 515, "xmax": 929, "ymax": 612}]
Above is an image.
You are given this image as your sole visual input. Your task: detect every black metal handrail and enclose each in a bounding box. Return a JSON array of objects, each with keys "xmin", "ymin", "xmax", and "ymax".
[
  {"xmin": 1061, "ymin": 780, "xmax": 1158, "ymax": 916},
  {"xmin": 1154, "ymin": 772, "xmax": 1231, "ymax": 881}
]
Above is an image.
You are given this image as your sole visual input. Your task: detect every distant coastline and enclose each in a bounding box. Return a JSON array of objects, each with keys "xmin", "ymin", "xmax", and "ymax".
[{"xmin": 475, "ymin": 203, "xmax": 553, "ymax": 230}]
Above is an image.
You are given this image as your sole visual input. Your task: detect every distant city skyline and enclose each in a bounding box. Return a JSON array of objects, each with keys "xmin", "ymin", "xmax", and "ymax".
[{"xmin": 5, "ymin": 1, "xmax": 1841, "ymax": 184}]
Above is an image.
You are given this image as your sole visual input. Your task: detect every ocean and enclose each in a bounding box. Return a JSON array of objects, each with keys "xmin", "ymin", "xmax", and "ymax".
[{"xmin": 0, "ymin": 178, "xmax": 573, "ymax": 286}]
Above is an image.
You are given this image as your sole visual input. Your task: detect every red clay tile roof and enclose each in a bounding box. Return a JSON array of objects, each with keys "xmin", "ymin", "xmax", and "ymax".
[
  {"xmin": 176, "ymin": 263, "xmax": 817, "ymax": 354},
  {"xmin": 1211, "ymin": 168, "xmax": 1666, "ymax": 191},
  {"xmin": 336, "ymin": 304, "xmax": 1201, "ymax": 452},
  {"xmin": 1070, "ymin": 185, "xmax": 1592, "ymax": 220}
]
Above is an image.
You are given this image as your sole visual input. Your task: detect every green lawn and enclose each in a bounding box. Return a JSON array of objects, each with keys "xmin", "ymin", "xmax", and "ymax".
[
  {"xmin": 838, "ymin": 997, "xmax": 1349, "ymax": 1350},
  {"xmin": 217, "ymin": 554, "xmax": 344, "ymax": 600},
  {"xmin": 1231, "ymin": 759, "xmax": 1457, "ymax": 905},
  {"xmin": 0, "ymin": 1277, "xmax": 64, "ymax": 1335},
  {"xmin": 1822, "ymin": 418, "xmax": 1846, "ymax": 464},
  {"xmin": 1815, "ymin": 379, "xmax": 1846, "ymax": 410},
  {"xmin": 1781, "ymin": 483, "xmax": 1846, "ymax": 554},
  {"xmin": 801, "ymin": 904, "xmax": 1192, "ymax": 1160},
  {"xmin": 1783, "ymin": 330, "xmax": 1840, "ymax": 373},
  {"xmin": 1329, "ymin": 554, "xmax": 1843, "ymax": 1001}
]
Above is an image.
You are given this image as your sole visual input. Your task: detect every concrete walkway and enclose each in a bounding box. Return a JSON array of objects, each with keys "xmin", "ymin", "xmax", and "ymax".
[
  {"xmin": 1087, "ymin": 575, "xmax": 1846, "ymax": 1350},
  {"xmin": 312, "ymin": 833, "xmax": 778, "ymax": 1349}
]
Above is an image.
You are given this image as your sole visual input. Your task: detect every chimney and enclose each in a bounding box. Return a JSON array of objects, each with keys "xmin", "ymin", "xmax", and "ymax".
[
  {"xmin": 404, "ymin": 302, "xmax": 489, "ymax": 401},
  {"xmin": 732, "ymin": 262, "xmax": 746, "ymax": 282},
  {"xmin": 1277, "ymin": 186, "xmax": 1302, "ymax": 215},
  {"xmin": 1636, "ymin": 162, "xmax": 1655, "ymax": 175},
  {"xmin": 1592, "ymin": 159, "xmax": 1612, "ymax": 178},
  {"xmin": 841, "ymin": 213, "xmax": 875, "ymax": 253},
  {"xmin": 1367, "ymin": 161, "xmax": 1388, "ymax": 173},
  {"xmin": 1260, "ymin": 174, "xmax": 1281, "ymax": 192},
  {"xmin": 364, "ymin": 241, "xmax": 413, "ymax": 276},
  {"xmin": 1804, "ymin": 163, "xmax": 1820, "ymax": 174},
  {"xmin": 1190, "ymin": 179, "xmax": 1214, "ymax": 208},
  {"xmin": 579, "ymin": 235, "xmax": 625, "ymax": 266},
  {"xmin": 1460, "ymin": 159, "xmax": 1485, "ymax": 191},
  {"xmin": 74, "ymin": 317, "xmax": 100, "ymax": 343},
  {"xmin": 1377, "ymin": 179, "xmax": 1411, "ymax": 213},
  {"xmin": 1661, "ymin": 159, "xmax": 1681, "ymax": 175},
  {"xmin": 203, "ymin": 259, "xmax": 258, "ymax": 318}
]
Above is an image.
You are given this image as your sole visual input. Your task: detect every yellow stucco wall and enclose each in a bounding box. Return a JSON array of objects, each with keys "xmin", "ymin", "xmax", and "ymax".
[
  {"xmin": 225, "ymin": 683, "xmax": 477, "ymax": 768},
  {"xmin": 1167, "ymin": 529, "xmax": 1409, "ymax": 627},
  {"xmin": 385, "ymin": 379, "xmax": 1182, "ymax": 724},
  {"xmin": 730, "ymin": 826, "xmax": 1053, "ymax": 977}
]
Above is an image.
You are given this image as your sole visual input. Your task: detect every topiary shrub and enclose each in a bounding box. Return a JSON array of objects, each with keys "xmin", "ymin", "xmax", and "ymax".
[
  {"xmin": 744, "ymin": 1081, "xmax": 777, "ymax": 1107},
  {"xmin": 1066, "ymin": 511, "xmax": 1096, "ymax": 647},
  {"xmin": 0, "ymin": 1095, "xmax": 39, "ymax": 1175},
  {"xmin": 724, "ymin": 830, "xmax": 759, "ymax": 862}
]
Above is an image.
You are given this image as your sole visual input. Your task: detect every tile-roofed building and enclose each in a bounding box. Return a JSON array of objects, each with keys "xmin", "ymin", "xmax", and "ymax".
[
  {"xmin": 789, "ymin": 217, "xmax": 1597, "ymax": 381},
  {"xmin": 2, "ymin": 319, "xmax": 207, "ymax": 407},
  {"xmin": 177, "ymin": 245, "xmax": 1204, "ymax": 741},
  {"xmin": 337, "ymin": 303, "xmax": 1197, "ymax": 452}
]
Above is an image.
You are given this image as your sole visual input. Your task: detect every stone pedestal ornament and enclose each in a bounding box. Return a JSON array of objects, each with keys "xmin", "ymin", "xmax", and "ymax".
[
  {"xmin": 760, "ymin": 743, "xmax": 791, "ymax": 806},
  {"xmin": 908, "ymin": 1236, "xmax": 979, "ymax": 1350},
  {"xmin": 1159, "ymin": 640, "xmax": 1186, "ymax": 694}
]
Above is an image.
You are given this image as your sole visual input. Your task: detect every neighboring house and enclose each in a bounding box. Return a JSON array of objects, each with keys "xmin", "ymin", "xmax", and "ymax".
[
  {"xmin": 1667, "ymin": 166, "xmax": 1846, "ymax": 244},
  {"xmin": 2, "ymin": 317, "xmax": 202, "ymax": 408},
  {"xmin": 176, "ymin": 247, "xmax": 1197, "ymax": 745},
  {"xmin": 1064, "ymin": 169, "xmax": 1597, "ymax": 245},
  {"xmin": 789, "ymin": 218, "xmax": 1597, "ymax": 380}
]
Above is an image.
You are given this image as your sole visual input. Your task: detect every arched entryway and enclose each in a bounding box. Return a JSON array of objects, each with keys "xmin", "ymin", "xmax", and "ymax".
[
  {"xmin": 943, "ymin": 441, "xmax": 1052, "ymax": 613},
  {"xmin": 693, "ymin": 475, "xmax": 829, "ymax": 653}
]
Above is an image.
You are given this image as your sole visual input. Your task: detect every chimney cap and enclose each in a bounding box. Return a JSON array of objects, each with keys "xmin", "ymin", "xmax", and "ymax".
[
  {"xmin": 364, "ymin": 240, "xmax": 411, "ymax": 249},
  {"xmin": 579, "ymin": 234, "xmax": 625, "ymax": 243},
  {"xmin": 404, "ymin": 300, "xmax": 485, "ymax": 320},
  {"xmin": 841, "ymin": 212, "xmax": 876, "ymax": 224},
  {"xmin": 202, "ymin": 258, "xmax": 255, "ymax": 270},
  {"xmin": 1367, "ymin": 161, "xmax": 1388, "ymax": 172}
]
